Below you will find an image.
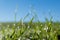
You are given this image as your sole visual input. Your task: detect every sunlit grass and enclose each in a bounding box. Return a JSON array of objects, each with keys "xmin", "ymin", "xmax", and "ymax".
[{"xmin": 0, "ymin": 10, "xmax": 59, "ymax": 40}]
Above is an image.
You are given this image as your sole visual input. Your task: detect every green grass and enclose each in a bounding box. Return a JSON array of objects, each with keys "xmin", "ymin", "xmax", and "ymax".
[
  {"xmin": 0, "ymin": 18, "xmax": 60, "ymax": 40},
  {"xmin": 0, "ymin": 12, "xmax": 60, "ymax": 40}
]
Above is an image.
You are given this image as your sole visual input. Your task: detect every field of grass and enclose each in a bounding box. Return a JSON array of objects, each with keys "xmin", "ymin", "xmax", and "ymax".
[
  {"xmin": 0, "ymin": 17, "xmax": 60, "ymax": 40},
  {"xmin": 0, "ymin": 13, "xmax": 60, "ymax": 40}
]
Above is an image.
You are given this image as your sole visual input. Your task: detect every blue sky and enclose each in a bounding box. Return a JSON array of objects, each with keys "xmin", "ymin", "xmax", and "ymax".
[{"xmin": 0, "ymin": 0, "xmax": 60, "ymax": 22}]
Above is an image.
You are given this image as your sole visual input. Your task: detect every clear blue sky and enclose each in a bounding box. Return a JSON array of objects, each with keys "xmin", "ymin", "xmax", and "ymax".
[{"xmin": 0, "ymin": 0, "xmax": 60, "ymax": 22}]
